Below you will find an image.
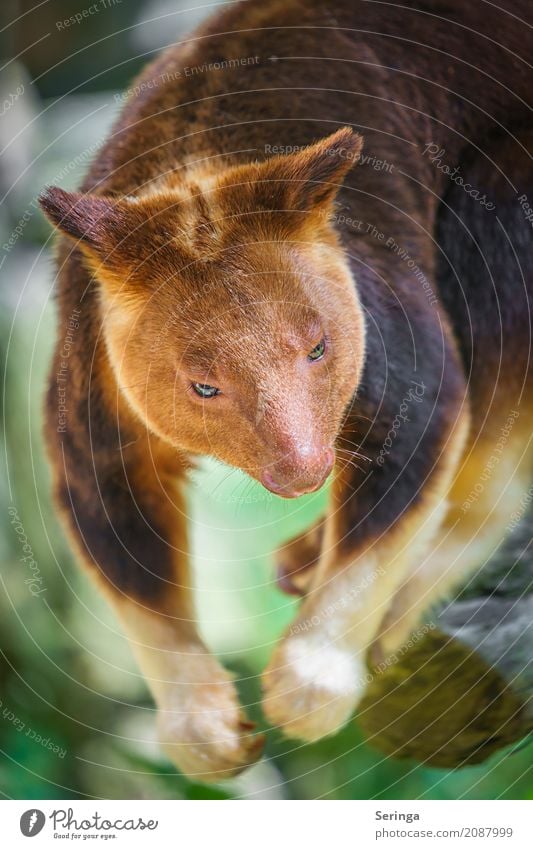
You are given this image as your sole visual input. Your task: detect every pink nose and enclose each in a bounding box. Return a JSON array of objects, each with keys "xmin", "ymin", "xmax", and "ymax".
[{"xmin": 261, "ymin": 446, "xmax": 334, "ymax": 498}]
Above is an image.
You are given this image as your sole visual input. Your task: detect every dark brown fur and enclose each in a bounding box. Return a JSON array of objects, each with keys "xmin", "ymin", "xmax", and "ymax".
[{"xmin": 39, "ymin": 0, "xmax": 533, "ymax": 779}]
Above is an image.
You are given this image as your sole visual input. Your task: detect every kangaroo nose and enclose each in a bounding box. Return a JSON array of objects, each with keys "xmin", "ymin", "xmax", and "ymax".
[{"xmin": 261, "ymin": 445, "xmax": 334, "ymax": 498}]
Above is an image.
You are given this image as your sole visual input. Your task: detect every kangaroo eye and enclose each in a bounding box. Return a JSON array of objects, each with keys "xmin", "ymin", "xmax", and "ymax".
[
  {"xmin": 308, "ymin": 338, "xmax": 326, "ymax": 361},
  {"xmin": 192, "ymin": 382, "xmax": 220, "ymax": 398}
]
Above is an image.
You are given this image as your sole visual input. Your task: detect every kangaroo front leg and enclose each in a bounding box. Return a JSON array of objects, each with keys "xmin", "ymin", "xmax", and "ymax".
[
  {"xmin": 54, "ymin": 436, "xmax": 263, "ymax": 781},
  {"xmin": 263, "ymin": 379, "xmax": 469, "ymax": 742},
  {"xmin": 276, "ymin": 518, "xmax": 325, "ymax": 596},
  {"xmin": 117, "ymin": 602, "xmax": 263, "ymax": 781},
  {"xmin": 262, "ymin": 494, "xmax": 450, "ymax": 741},
  {"xmin": 377, "ymin": 421, "xmax": 530, "ymax": 658}
]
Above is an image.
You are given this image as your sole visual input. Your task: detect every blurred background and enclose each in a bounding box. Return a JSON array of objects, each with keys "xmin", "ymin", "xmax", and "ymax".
[{"xmin": 0, "ymin": 0, "xmax": 532, "ymax": 800}]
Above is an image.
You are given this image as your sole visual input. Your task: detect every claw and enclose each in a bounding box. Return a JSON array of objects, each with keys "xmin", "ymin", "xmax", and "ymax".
[
  {"xmin": 276, "ymin": 562, "xmax": 307, "ymax": 595},
  {"xmin": 276, "ymin": 558, "xmax": 317, "ymax": 596}
]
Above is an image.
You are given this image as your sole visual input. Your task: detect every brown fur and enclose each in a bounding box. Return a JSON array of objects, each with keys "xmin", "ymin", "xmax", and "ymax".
[{"xmin": 39, "ymin": 0, "xmax": 533, "ymax": 779}]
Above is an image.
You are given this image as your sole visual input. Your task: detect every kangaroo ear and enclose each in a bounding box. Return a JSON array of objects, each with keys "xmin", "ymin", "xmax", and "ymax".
[
  {"xmin": 38, "ymin": 187, "xmax": 137, "ymax": 258},
  {"xmin": 39, "ymin": 186, "xmax": 150, "ymax": 272},
  {"xmin": 222, "ymin": 127, "xmax": 363, "ymax": 214},
  {"xmin": 273, "ymin": 126, "xmax": 363, "ymax": 210}
]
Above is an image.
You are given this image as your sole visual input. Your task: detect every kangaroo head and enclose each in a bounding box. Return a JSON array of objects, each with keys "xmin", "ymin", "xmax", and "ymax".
[{"xmin": 40, "ymin": 128, "xmax": 366, "ymax": 497}]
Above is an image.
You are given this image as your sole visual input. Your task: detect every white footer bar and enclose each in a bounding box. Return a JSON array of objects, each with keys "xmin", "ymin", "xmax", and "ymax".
[{"xmin": 2, "ymin": 799, "xmax": 531, "ymax": 848}]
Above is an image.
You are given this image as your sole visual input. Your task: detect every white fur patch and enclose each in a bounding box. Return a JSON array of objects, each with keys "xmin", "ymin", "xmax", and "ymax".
[{"xmin": 284, "ymin": 638, "xmax": 365, "ymax": 696}]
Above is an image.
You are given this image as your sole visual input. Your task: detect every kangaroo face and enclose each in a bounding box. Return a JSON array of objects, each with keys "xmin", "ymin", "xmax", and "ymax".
[
  {"xmin": 41, "ymin": 128, "xmax": 365, "ymax": 496},
  {"xmin": 115, "ymin": 240, "xmax": 365, "ymax": 497}
]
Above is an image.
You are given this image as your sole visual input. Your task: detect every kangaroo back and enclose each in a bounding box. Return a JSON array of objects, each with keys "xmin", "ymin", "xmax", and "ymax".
[{"xmin": 436, "ymin": 129, "xmax": 533, "ymax": 422}]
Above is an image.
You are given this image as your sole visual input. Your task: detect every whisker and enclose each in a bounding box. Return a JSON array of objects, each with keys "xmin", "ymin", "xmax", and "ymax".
[
  {"xmin": 209, "ymin": 466, "xmax": 239, "ymax": 500},
  {"xmin": 334, "ymin": 451, "xmax": 366, "ymax": 475},
  {"xmin": 335, "ymin": 439, "xmax": 371, "ymax": 463}
]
